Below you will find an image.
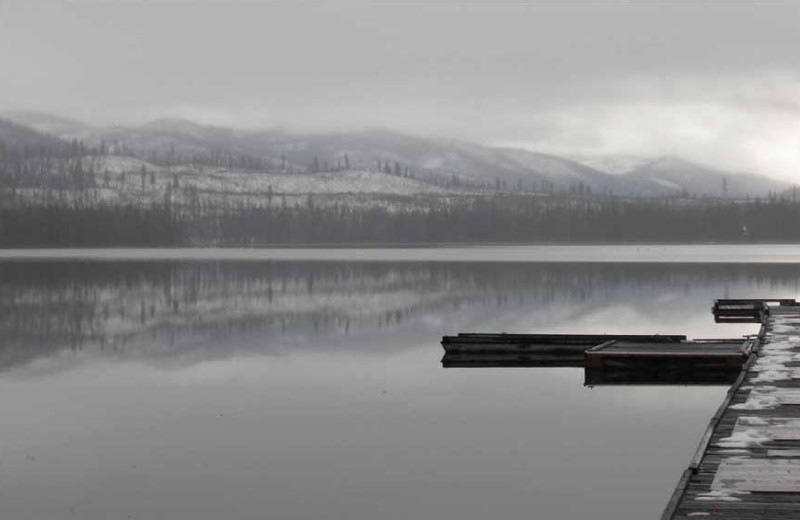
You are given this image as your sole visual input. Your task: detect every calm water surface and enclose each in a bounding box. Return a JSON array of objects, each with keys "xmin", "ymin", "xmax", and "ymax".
[{"xmin": 2, "ymin": 247, "xmax": 799, "ymax": 519}]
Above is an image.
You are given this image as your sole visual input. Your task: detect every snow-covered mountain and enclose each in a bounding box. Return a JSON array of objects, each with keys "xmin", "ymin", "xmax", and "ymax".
[
  {"xmin": 0, "ymin": 112, "xmax": 791, "ymax": 199},
  {"xmin": 0, "ymin": 114, "xmax": 623, "ymax": 192},
  {"xmin": 242, "ymin": 128, "xmax": 627, "ymax": 191}
]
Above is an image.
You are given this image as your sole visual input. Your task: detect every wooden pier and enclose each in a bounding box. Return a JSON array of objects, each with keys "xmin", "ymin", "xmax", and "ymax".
[{"xmin": 663, "ymin": 303, "xmax": 800, "ymax": 519}]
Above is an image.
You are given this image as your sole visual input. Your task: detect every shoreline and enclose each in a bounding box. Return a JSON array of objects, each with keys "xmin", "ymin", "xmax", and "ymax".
[{"xmin": 4, "ymin": 243, "xmax": 800, "ymax": 264}]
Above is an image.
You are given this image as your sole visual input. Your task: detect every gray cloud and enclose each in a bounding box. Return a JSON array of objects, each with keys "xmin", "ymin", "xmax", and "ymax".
[{"xmin": 2, "ymin": 0, "xmax": 800, "ymax": 178}]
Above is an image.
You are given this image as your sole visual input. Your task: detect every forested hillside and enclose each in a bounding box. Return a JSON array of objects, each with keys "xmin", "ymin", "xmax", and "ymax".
[{"xmin": 1, "ymin": 115, "xmax": 799, "ymax": 246}]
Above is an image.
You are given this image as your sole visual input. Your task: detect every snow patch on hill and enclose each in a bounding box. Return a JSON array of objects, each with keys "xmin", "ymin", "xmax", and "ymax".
[
  {"xmin": 92, "ymin": 155, "xmax": 157, "ymax": 174},
  {"xmin": 12, "ymin": 155, "xmax": 472, "ymax": 211},
  {"xmin": 82, "ymin": 156, "xmax": 460, "ymax": 197},
  {"xmin": 181, "ymin": 169, "xmax": 457, "ymax": 196},
  {"xmin": 650, "ymin": 177, "xmax": 683, "ymax": 191},
  {"xmin": 570, "ymin": 154, "xmax": 652, "ymax": 175}
]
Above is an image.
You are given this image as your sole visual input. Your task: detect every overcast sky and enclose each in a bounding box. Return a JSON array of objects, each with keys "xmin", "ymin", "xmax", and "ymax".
[{"xmin": 2, "ymin": 0, "xmax": 800, "ymax": 179}]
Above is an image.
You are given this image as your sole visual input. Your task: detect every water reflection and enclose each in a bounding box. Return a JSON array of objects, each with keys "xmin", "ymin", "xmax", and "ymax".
[
  {"xmin": 1, "ymin": 261, "xmax": 798, "ymax": 371},
  {"xmin": 3, "ymin": 258, "xmax": 800, "ymax": 520}
]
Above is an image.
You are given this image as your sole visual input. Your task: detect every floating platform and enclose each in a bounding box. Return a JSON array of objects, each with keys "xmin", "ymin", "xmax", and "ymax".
[
  {"xmin": 585, "ymin": 339, "xmax": 753, "ymax": 386},
  {"xmin": 441, "ymin": 333, "xmax": 749, "ymax": 385},
  {"xmin": 442, "ymin": 332, "xmax": 687, "ymax": 353},
  {"xmin": 442, "ymin": 333, "xmax": 687, "ymax": 367},
  {"xmin": 713, "ymin": 298, "xmax": 799, "ymax": 323}
]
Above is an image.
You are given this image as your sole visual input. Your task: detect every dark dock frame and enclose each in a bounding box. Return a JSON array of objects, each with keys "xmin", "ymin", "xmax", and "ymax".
[{"xmin": 442, "ymin": 332, "xmax": 750, "ymax": 386}]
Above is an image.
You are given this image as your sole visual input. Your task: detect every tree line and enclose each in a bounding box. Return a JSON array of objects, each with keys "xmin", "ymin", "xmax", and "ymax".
[
  {"xmin": 198, "ymin": 196, "xmax": 800, "ymax": 244},
  {"xmin": 4, "ymin": 195, "xmax": 800, "ymax": 247}
]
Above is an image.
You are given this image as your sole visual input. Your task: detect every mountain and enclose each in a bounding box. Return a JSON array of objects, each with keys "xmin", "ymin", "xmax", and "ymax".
[
  {"xmin": 0, "ymin": 112, "xmax": 791, "ymax": 198},
  {"xmin": 237, "ymin": 128, "xmax": 624, "ymax": 192},
  {"xmin": 6, "ymin": 115, "xmax": 625, "ymax": 192},
  {"xmin": 624, "ymin": 156, "xmax": 790, "ymax": 198}
]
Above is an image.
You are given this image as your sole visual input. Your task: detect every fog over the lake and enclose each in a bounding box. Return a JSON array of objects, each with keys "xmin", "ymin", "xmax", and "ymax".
[{"xmin": 2, "ymin": 0, "xmax": 800, "ymax": 179}]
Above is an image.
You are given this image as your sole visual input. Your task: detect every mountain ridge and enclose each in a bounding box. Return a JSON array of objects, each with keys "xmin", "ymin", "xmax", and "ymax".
[{"xmin": 0, "ymin": 111, "xmax": 790, "ymax": 198}]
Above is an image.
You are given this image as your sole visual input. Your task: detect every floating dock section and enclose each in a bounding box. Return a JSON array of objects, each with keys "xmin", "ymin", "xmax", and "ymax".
[
  {"xmin": 443, "ymin": 333, "xmax": 687, "ymax": 368},
  {"xmin": 585, "ymin": 339, "xmax": 753, "ymax": 386},
  {"xmin": 442, "ymin": 333, "xmax": 750, "ymax": 385}
]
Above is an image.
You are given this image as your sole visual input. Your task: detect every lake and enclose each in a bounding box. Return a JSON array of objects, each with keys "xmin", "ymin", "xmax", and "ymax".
[{"xmin": 1, "ymin": 246, "xmax": 797, "ymax": 519}]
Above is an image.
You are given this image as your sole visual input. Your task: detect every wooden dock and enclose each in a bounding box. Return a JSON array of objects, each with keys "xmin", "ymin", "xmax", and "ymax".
[
  {"xmin": 442, "ymin": 333, "xmax": 749, "ymax": 385},
  {"xmin": 663, "ymin": 304, "xmax": 800, "ymax": 519}
]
